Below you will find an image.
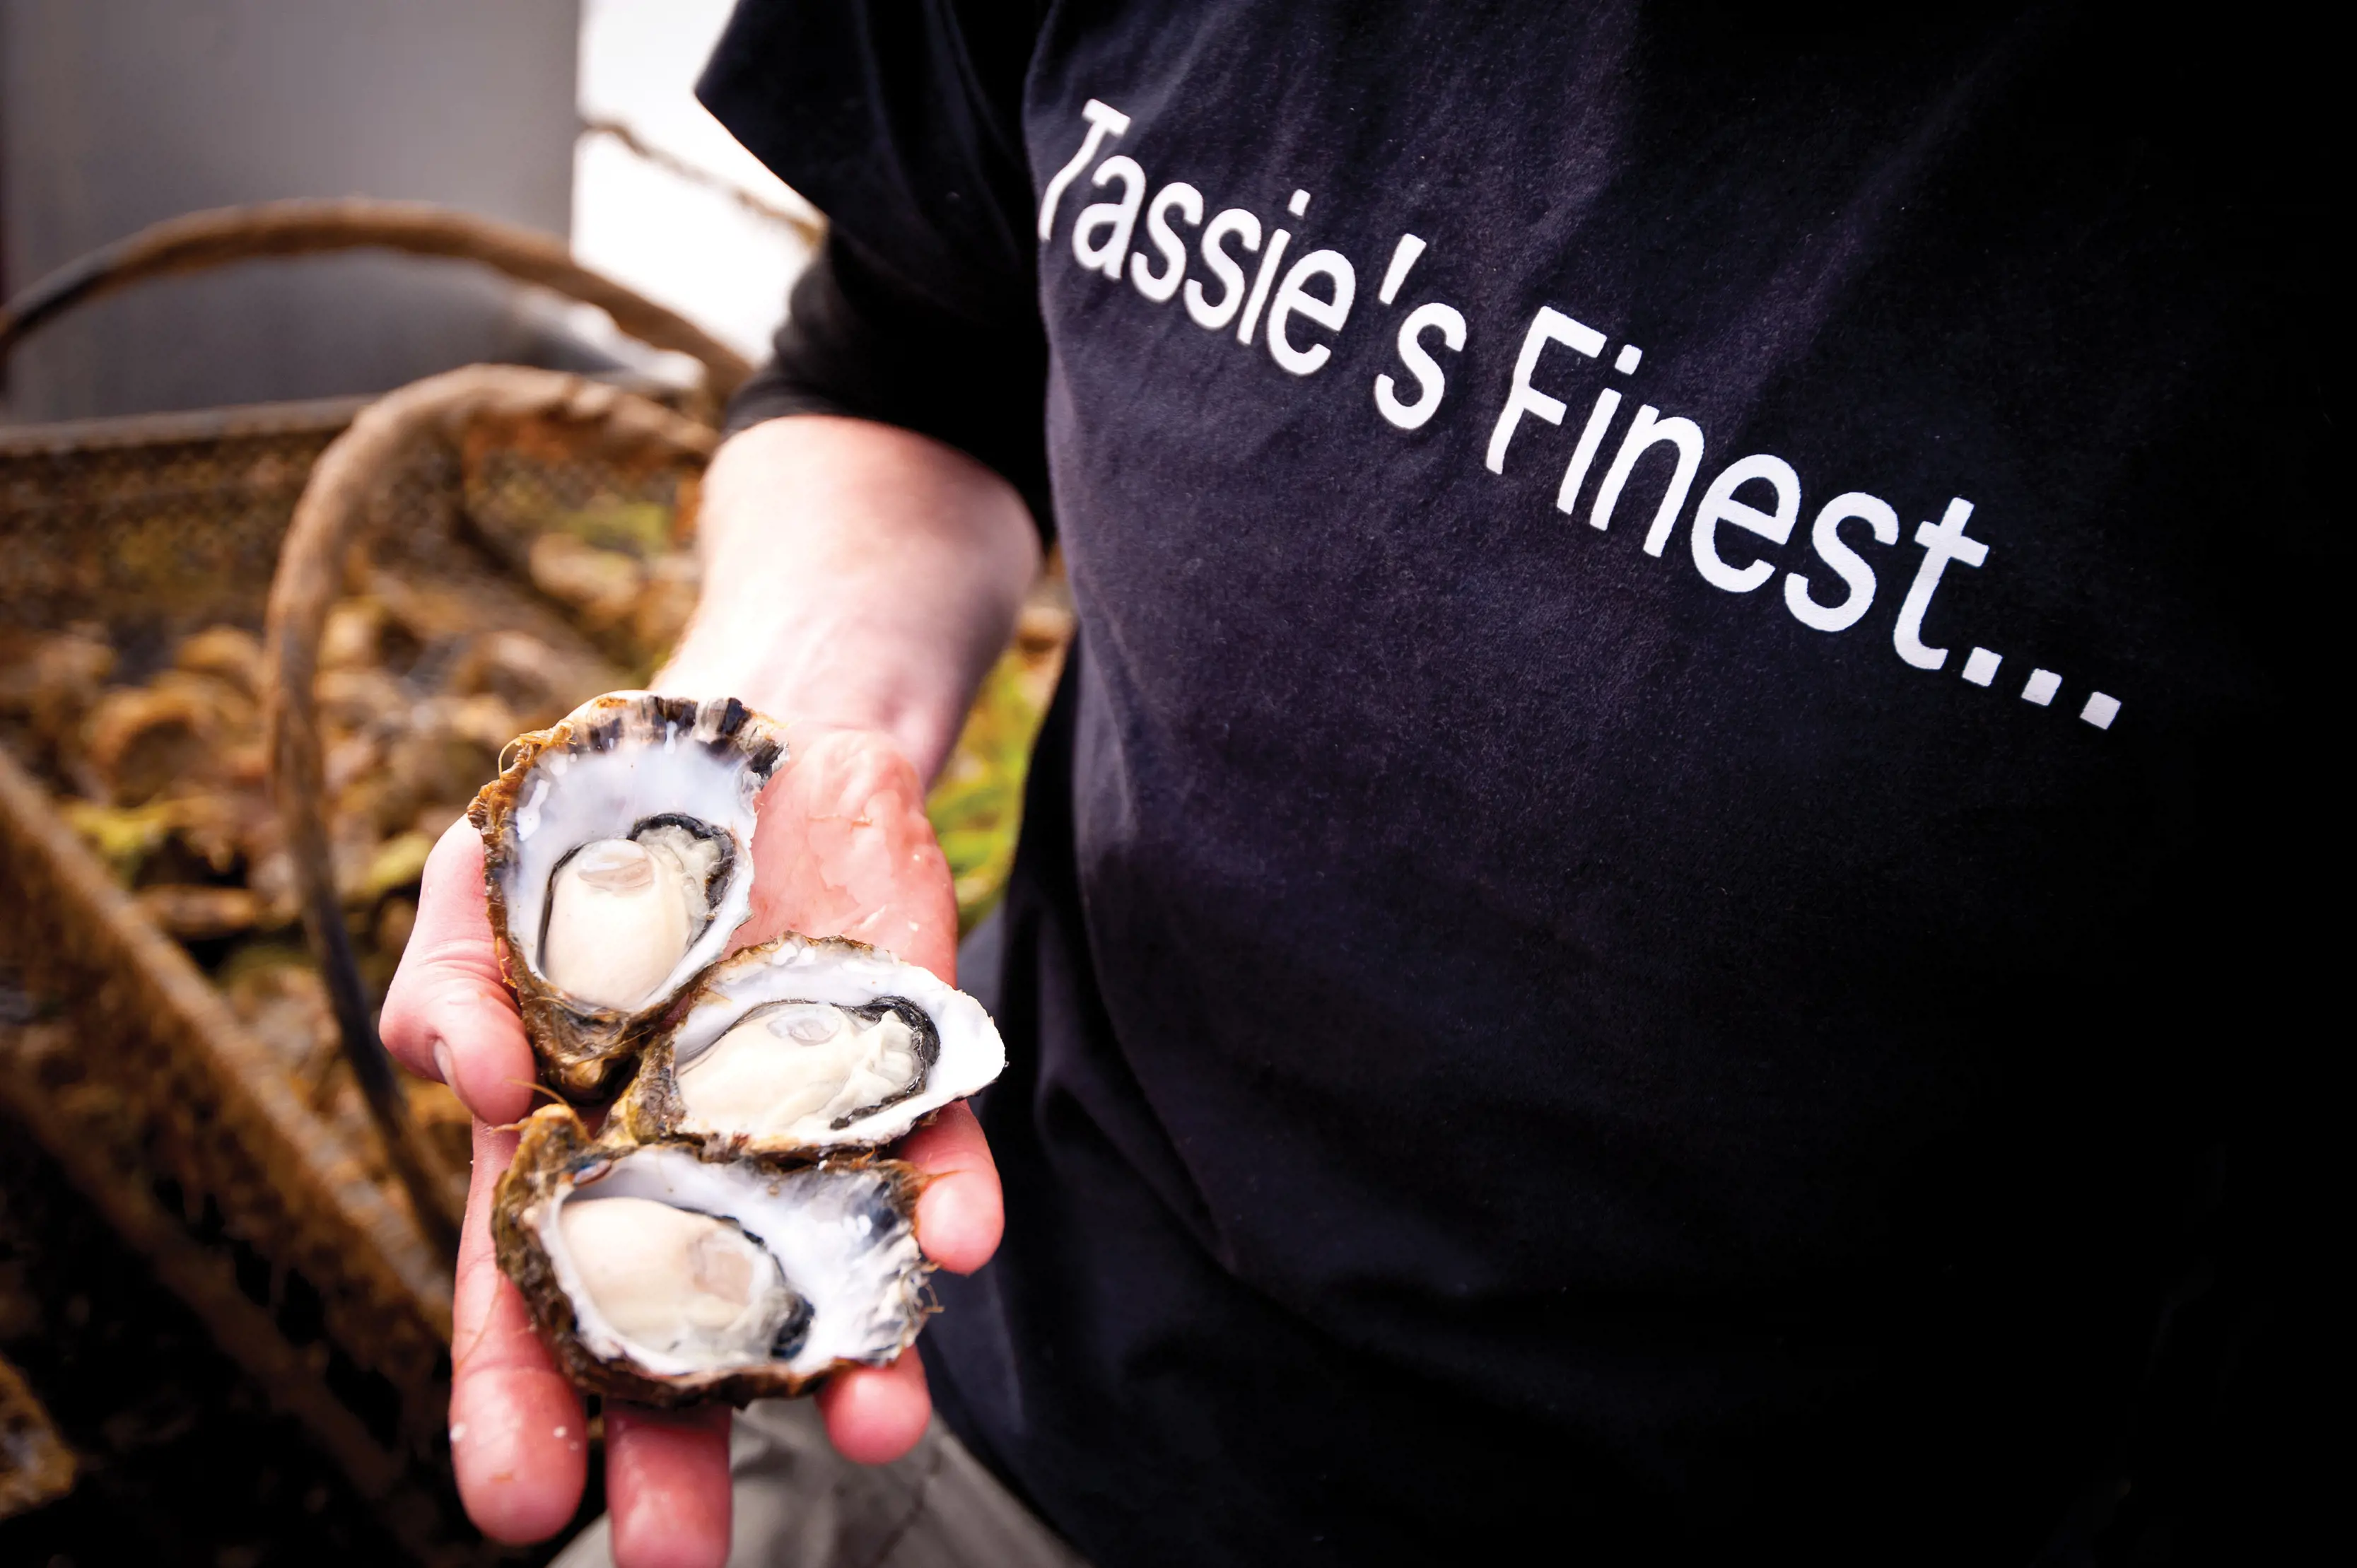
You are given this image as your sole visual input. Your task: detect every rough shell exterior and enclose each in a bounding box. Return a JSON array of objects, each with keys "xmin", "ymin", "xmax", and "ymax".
[
  {"xmin": 468, "ymin": 691, "xmax": 785, "ymax": 1101},
  {"xmin": 491, "ymin": 1105, "xmax": 932, "ymax": 1408}
]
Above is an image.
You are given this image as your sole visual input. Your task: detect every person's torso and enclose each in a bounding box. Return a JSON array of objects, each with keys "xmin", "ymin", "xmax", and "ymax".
[{"xmin": 935, "ymin": 4, "xmax": 2322, "ymax": 1561}]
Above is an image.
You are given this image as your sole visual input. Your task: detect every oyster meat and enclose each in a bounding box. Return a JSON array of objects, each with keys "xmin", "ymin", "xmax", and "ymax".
[
  {"xmin": 479, "ymin": 694, "xmax": 1012, "ymax": 1405},
  {"xmin": 618, "ymin": 933, "xmax": 1006, "ymax": 1155},
  {"xmin": 469, "ymin": 692, "xmax": 785, "ymax": 1098},
  {"xmin": 539, "ymin": 818, "xmax": 727, "ymax": 1012},
  {"xmin": 556, "ymin": 1198, "xmax": 809, "ymax": 1367},
  {"xmin": 495, "ymin": 1106, "xmax": 930, "ymax": 1406}
]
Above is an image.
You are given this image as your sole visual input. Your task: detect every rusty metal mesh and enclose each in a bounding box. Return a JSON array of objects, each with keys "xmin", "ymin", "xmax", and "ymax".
[{"xmin": 0, "ymin": 394, "xmax": 705, "ymax": 1562}]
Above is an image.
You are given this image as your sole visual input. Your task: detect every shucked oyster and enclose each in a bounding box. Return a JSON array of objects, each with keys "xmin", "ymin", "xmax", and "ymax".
[
  {"xmin": 494, "ymin": 1106, "xmax": 930, "ymax": 1406},
  {"xmin": 615, "ymin": 933, "xmax": 1007, "ymax": 1156},
  {"xmin": 469, "ymin": 692, "xmax": 785, "ymax": 1099},
  {"xmin": 478, "ymin": 696, "xmax": 1008, "ymax": 1405}
]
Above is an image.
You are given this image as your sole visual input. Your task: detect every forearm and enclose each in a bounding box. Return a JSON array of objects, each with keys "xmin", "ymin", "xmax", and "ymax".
[{"xmin": 657, "ymin": 413, "xmax": 1041, "ymax": 783}]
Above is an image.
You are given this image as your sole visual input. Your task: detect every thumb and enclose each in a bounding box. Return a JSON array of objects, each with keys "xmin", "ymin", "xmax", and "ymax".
[{"xmin": 380, "ymin": 817, "xmax": 539, "ymax": 1126}]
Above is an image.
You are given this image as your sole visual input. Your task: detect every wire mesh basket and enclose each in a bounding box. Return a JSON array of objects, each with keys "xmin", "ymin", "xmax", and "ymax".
[{"xmin": 0, "ymin": 203, "xmax": 737, "ymax": 1563}]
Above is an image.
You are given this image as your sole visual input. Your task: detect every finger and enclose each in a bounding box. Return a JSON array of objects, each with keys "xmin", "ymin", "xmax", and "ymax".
[
  {"xmin": 450, "ymin": 1121, "xmax": 588, "ymax": 1543},
  {"xmin": 817, "ymin": 1348, "xmax": 931, "ymax": 1465},
  {"xmin": 744, "ymin": 727, "xmax": 959, "ymax": 980},
  {"xmin": 605, "ymin": 1403, "xmax": 734, "ymax": 1568},
  {"xmin": 897, "ymin": 1100, "xmax": 1003, "ymax": 1275},
  {"xmin": 380, "ymin": 817, "xmax": 537, "ymax": 1125}
]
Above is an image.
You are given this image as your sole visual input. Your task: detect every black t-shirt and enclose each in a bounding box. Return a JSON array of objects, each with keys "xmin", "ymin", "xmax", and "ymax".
[{"xmin": 701, "ymin": 5, "xmax": 2330, "ymax": 1562}]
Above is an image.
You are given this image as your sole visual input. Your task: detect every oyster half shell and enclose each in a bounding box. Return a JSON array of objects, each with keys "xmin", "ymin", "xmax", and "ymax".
[
  {"xmin": 469, "ymin": 692, "xmax": 785, "ymax": 1099},
  {"xmin": 493, "ymin": 1106, "xmax": 930, "ymax": 1407},
  {"xmin": 615, "ymin": 933, "xmax": 1007, "ymax": 1157}
]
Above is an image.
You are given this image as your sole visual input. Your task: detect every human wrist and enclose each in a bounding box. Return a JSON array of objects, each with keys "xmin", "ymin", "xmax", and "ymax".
[{"xmin": 658, "ymin": 414, "xmax": 1039, "ymax": 788}]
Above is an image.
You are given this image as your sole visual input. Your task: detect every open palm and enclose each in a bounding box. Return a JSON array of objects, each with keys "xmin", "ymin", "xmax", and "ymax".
[{"xmin": 381, "ymin": 723, "xmax": 1003, "ymax": 1568}]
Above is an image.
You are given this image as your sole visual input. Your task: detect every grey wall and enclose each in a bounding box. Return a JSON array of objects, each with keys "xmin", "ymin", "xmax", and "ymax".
[{"xmin": 1, "ymin": 0, "xmax": 583, "ymax": 421}]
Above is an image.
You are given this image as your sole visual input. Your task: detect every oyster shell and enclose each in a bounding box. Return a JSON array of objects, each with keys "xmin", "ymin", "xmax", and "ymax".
[
  {"xmin": 469, "ymin": 692, "xmax": 785, "ymax": 1098},
  {"xmin": 493, "ymin": 1105, "xmax": 930, "ymax": 1407},
  {"xmin": 614, "ymin": 933, "xmax": 1007, "ymax": 1156}
]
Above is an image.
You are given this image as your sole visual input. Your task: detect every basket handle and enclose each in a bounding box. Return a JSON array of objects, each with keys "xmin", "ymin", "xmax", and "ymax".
[
  {"xmin": 0, "ymin": 198, "xmax": 753, "ymax": 407},
  {"xmin": 262, "ymin": 363, "xmax": 718, "ymax": 1258}
]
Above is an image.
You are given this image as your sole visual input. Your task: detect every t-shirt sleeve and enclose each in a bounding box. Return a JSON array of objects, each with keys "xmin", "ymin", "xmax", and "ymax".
[{"xmin": 696, "ymin": 0, "xmax": 1053, "ymax": 532}]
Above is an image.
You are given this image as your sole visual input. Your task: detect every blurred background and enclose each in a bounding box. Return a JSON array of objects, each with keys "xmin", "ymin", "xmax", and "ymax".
[
  {"xmin": 0, "ymin": 4, "xmax": 1063, "ymax": 1562},
  {"xmin": 1, "ymin": 0, "xmax": 817, "ymax": 419}
]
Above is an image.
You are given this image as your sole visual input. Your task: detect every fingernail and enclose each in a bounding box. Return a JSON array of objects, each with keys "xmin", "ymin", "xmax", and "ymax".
[{"xmin": 433, "ymin": 1039, "xmax": 457, "ymax": 1090}]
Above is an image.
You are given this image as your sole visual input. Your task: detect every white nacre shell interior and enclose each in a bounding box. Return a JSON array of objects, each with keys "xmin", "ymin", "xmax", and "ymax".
[
  {"xmin": 496, "ymin": 696, "xmax": 770, "ymax": 1016},
  {"xmin": 533, "ymin": 1144, "xmax": 925, "ymax": 1381},
  {"xmin": 667, "ymin": 935, "xmax": 1006, "ymax": 1151}
]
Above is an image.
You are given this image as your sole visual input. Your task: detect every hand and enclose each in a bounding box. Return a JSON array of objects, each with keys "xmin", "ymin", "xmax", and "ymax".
[{"xmin": 381, "ymin": 725, "xmax": 1002, "ymax": 1568}]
